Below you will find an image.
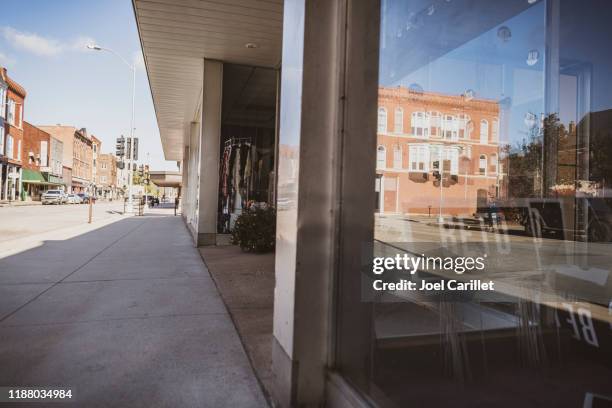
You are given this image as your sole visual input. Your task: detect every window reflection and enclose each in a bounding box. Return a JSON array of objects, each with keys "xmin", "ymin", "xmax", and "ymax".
[{"xmin": 359, "ymin": 0, "xmax": 612, "ymax": 406}]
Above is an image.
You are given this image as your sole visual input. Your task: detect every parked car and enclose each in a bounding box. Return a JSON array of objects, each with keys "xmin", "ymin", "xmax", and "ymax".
[
  {"xmin": 66, "ymin": 194, "xmax": 82, "ymax": 204},
  {"xmin": 41, "ymin": 190, "xmax": 64, "ymax": 205},
  {"xmin": 77, "ymin": 193, "xmax": 97, "ymax": 204}
]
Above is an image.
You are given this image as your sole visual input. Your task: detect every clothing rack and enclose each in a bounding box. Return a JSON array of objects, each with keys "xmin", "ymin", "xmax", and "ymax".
[{"xmin": 224, "ymin": 137, "xmax": 252, "ymax": 147}]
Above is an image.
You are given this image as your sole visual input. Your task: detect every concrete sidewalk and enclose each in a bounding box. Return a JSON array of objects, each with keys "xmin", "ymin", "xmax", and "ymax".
[{"xmin": 0, "ymin": 210, "xmax": 267, "ymax": 407}]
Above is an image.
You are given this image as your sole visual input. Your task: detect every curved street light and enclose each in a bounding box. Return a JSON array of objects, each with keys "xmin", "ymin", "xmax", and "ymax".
[{"xmin": 87, "ymin": 43, "xmax": 137, "ymax": 213}]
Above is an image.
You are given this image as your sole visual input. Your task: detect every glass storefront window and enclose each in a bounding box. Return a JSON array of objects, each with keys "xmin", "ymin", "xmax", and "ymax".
[{"xmin": 341, "ymin": 1, "xmax": 612, "ymax": 407}]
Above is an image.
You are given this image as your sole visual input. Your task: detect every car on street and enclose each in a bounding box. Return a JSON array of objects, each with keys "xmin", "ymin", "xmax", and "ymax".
[
  {"xmin": 41, "ymin": 190, "xmax": 64, "ymax": 205},
  {"xmin": 66, "ymin": 194, "xmax": 82, "ymax": 204},
  {"xmin": 77, "ymin": 193, "xmax": 96, "ymax": 204}
]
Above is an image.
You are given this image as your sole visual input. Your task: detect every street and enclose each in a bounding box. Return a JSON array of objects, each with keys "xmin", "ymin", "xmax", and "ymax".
[
  {"xmin": 0, "ymin": 206, "xmax": 267, "ymax": 407},
  {"xmin": 0, "ymin": 202, "xmax": 126, "ymax": 243}
]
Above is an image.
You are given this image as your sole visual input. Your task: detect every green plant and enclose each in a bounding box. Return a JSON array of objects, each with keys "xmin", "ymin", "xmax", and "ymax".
[{"xmin": 231, "ymin": 207, "xmax": 276, "ymax": 253}]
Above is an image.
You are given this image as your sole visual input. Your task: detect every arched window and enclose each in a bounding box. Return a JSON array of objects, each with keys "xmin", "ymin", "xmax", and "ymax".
[
  {"xmin": 492, "ymin": 118, "xmax": 499, "ymax": 142},
  {"xmin": 378, "ymin": 108, "xmax": 387, "ymax": 133},
  {"xmin": 479, "ymin": 154, "xmax": 487, "ymax": 175},
  {"xmin": 394, "ymin": 107, "xmax": 403, "ymax": 134},
  {"xmin": 377, "ymin": 145, "xmax": 387, "ymax": 169},
  {"xmin": 480, "ymin": 119, "xmax": 489, "ymax": 144},
  {"xmin": 490, "ymin": 153, "xmax": 498, "ymax": 173},
  {"xmin": 393, "ymin": 145, "xmax": 402, "ymax": 169}
]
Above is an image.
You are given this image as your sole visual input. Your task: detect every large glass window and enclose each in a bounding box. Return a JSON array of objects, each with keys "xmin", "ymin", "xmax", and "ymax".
[{"xmin": 338, "ymin": 1, "xmax": 612, "ymax": 407}]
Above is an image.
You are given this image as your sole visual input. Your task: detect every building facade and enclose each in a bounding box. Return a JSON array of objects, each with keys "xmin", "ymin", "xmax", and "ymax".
[
  {"xmin": 38, "ymin": 125, "xmax": 74, "ymax": 193},
  {"xmin": 90, "ymin": 134, "xmax": 101, "ymax": 190},
  {"xmin": 376, "ymin": 87, "xmax": 505, "ymax": 215},
  {"xmin": 0, "ymin": 68, "xmax": 26, "ymax": 201},
  {"xmin": 135, "ymin": 1, "xmax": 612, "ymax": 407},
  {"xmin": 71, "ymin": 128, "xmax": 92, "ymax": 193},
  {"xmin": 96, "ymin": 153, "xmax": 117, "ymax": 199},
  {"xmin": 0, "ymin": 68, "xmax": 8, "ymax": 200},
  {"xmin": 21, "ymin": 122, "xmax": 58, "ymax": 200},
  {"xmin": 42, "ymin": 136, "xmax": 64, "ymax": 189}
]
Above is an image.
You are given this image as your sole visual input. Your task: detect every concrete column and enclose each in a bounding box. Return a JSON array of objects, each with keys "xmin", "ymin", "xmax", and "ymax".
[
  {"xmin": 271, "ymin": 1, "xmax": 380, "ymax": 406},
  {"xmin": 196, "ymin": 59, "xmax": 222, "ymax": 246}
]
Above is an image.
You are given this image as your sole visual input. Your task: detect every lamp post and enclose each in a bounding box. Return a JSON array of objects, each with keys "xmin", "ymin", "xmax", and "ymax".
[{"xmin": 87, "ymin": 44, "xmax": 136, "ymax": 213}]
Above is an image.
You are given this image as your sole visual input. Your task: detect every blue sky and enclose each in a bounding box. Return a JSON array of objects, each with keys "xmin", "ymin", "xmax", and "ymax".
[{"xmin": 0, "ymin": 0, "xmax": 176, "ymax": 170}]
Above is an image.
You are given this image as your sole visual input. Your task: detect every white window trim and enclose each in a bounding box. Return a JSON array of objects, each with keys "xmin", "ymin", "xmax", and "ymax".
[
  {"xmin": 6, "ymin": 134, "xmax": 14, "ymax": 159},
  {"xmin": 479, "ymin": 154, "xmax": 488, "ymax": 175},
  {"xmin": 393, "ymin": 145, "xmax": 402, "ymax": 169},
  {"xmin": 480, "ymin": 119, "xmax": 489, "ymax": 144},
  {"xmin": 394, "ymin": 107, "xmax": 403, "ymax": 134},
  {"xmin": 408, "ymin": 143, "xmax": 430, "ymax": 172},
  {"xmin": 376, "ymin": 145, "xmax": 386, "ymax": 169},
  {"xmin": 378, "ymin": 108, "xmax": 387, "ymax": 134}
]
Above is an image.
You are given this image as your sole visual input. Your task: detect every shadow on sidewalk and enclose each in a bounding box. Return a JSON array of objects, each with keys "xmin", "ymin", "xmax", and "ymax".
[{"xmin": 0, "ymin": 215, "xmax": 268, "ymax": 407}]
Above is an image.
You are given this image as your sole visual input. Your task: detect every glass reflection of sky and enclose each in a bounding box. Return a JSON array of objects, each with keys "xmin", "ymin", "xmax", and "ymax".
[{"xmin": 382, "ymin": 2, "xmax": 545, "ymax": 151}]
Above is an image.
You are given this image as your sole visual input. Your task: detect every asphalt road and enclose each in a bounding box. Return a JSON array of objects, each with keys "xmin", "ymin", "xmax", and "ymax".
[{"xmin": 0, "ymin": 202, "xmax": 127, "ymax": 242}]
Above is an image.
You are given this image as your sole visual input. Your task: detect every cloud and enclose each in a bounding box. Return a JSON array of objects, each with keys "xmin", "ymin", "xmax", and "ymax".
[
  {"xmin": 0, "ymin": 51, "xmax": 16, "ymax": 67},
  {"xmin": 2, "ymin": 27, "xmax": 96, "ymax": 57},
  {"xmin": 3, "ymin": 27, "xmax": 62, "ymax": 56}
]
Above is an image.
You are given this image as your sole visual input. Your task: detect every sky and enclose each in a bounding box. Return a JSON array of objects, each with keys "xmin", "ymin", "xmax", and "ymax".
[
  {"xmin": 381, "ymin": 1, "xmax": 548, "ymax": 152},
  {"xmin": 0, "ymin": 0, "xmax": 177, "ymax": 171}
]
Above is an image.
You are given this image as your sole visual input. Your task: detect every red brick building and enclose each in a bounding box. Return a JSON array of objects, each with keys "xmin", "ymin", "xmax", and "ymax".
[
  {"xmin": 22, "ymin": 122, "xmax": 57, "ymax": 200},
  {"xmin": 0, "ymin": 68, "xmax": 26, "ymax": 201},
  {"xmin": 376, "ymin": 86, "xmax": 506, "ymax": 216}
]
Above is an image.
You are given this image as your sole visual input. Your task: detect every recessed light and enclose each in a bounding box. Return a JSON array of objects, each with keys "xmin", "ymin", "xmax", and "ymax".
[{"xmin": 245, "ymin": 43, "xmax": 259, "ymax": 49}]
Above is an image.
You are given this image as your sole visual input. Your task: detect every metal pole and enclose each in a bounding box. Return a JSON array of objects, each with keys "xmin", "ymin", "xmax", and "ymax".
[
  {"xmin": 438, "ymin": 174, "xmax": 444, "ymax": 223},
  {"xmin": 144, "ymin": 152, "xmax": 149, "ymax": 211},
  {"xmin": 126, "ymin": 65, "xmax": 136, "ymax": 213}
]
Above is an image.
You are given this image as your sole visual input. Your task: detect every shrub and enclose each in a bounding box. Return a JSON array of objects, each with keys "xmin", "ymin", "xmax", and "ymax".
[{"xmin": 231, "ymin": 207, "xmax": 276, "ymax": 253}]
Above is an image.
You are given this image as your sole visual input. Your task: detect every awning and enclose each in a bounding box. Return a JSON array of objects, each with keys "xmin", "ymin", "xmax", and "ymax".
[
  {"xmin": 22, "ymin": 169, "xmax": 63, "ymax": 186},
  {"xmin": 132, "ymin": 0, "xmax": 283, "ymax": 161}
]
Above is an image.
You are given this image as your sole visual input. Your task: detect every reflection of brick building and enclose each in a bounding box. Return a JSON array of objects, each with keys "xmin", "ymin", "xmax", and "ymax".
[{"xmin": 376, "ymin": 87, "xmax": 506, "ymax": 215}]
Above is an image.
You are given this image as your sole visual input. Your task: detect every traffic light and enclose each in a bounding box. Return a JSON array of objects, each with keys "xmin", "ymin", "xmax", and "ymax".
[
  {"xmin": 138, "ymin": 164, "xmax": 144, "ymax": 178},
  {"xmin": 133, "ymin": 138, "xmax": 139, "ymax": 161},
  {"xmin": 126, "ymin": 138, "xmax": 132, "ymax": 160},
  {"xmin": 117, "ymin": 160, "xmax": 125, "ymax": 170},
  {"xmin": 116, "ymin": 136, "xmax": 125, "ymax": 157}
]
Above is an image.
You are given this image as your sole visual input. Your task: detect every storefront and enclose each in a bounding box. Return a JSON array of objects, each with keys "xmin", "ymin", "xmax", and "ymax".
[
  {"xmin": 135, "ymin": 0, "xmax": 612, "ymax": 406},
  {"xmin": 217, "ymin": 64, "xmax": 277, "ymax": 234},
  {"xmin": 21, "ymin": 169, "xmax": 62, "ymax": 201}
]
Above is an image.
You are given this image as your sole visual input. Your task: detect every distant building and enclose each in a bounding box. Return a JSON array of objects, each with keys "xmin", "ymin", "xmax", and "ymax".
[
  {"xmin": 376, "ymin": 87, "xmax": 506, "ymax": 215},
  {"xmin": 38, "ymin": 125, "xmax": 93, "ymax": 193},
  {"xmin": 21, "ymin": 122, "xmax": 62, "ymax": 200},
  {"xmin": 0, "ymin": 68, "xmax": 26, "ymax": 201},
  {"xmin": 91, "ymin": 134, "xmax": 101, "ymax": 188},
  {"xmin": 97, "ymin": 153, "xmax": 117, "ymax": 199},
  {"xmin": 0, "ymin": 68, "xmax": 8, "ymax": 200},
  {"xmin": 43, "ymin": 136, "xmax": 64, "ymax": 189}
]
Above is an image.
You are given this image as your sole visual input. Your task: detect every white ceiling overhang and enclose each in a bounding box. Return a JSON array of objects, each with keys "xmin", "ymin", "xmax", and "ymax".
[{"xmin": 132, "ymin": 0, "xmax": 283, "ymax": 161}]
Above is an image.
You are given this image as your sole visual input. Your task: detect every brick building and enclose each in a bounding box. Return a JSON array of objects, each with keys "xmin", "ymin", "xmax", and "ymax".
[
  {"xmin": 21, "ymin": 122, "xmax": 63, "ymax": 200},
  {"xmin": 38, "ymin": 125, "xmax": 94, "ymax": 193},
  {"xmin": 91, "ymin": 134, "xmax": 101, "ymax": 189},
  {"xmin": 71, "ymin": 128, "xmax": 93, "ymax": 193},
  {"xmin": 0, "ymin": 68, "xmax": 26, "ymax": 201},
  {"xmin": 376, "ymin": 86, "xmax": 506, "ymax": 216},
  {"xmin": 97, "ymin": 153, "xmax": 117, "ymax": 199}
]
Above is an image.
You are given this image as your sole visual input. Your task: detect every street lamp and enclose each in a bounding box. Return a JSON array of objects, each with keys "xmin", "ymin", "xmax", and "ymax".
[{"xmin": 87, "ymin": 43, "xmax": 136, "ymax": 213}]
